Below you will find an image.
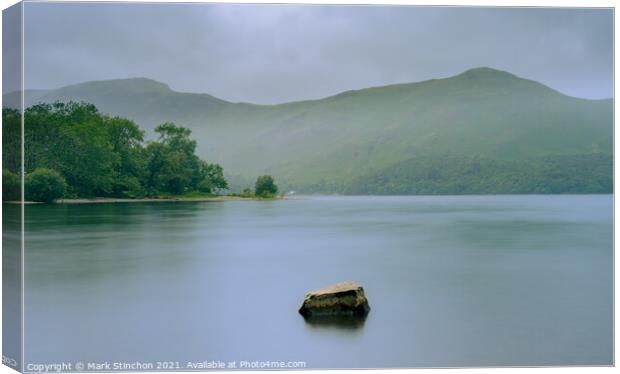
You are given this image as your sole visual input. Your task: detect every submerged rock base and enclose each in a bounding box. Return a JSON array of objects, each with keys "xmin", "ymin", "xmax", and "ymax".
[
  {"xmin": 298, "ymin": 281, "xmax": 370, "ymax": 318},
  {"xmin": 303, "ymin": 313, "xmax": 368, "ymax": 329}
]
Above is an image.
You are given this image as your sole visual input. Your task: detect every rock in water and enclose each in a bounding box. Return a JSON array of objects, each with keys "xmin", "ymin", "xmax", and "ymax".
[{"xmin": 299, "ymin": 281, "xmax": 370, "ymax": 317}]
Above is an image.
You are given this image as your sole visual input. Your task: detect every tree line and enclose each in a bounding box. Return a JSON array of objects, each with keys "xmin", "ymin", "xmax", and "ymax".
[
  {"xmin": 341, "ymin": 153, "xmax": 613, "ymax": 195},
  {"xmin": 3, "ymin": 102, "xmax": 231, "ymax": 202}
]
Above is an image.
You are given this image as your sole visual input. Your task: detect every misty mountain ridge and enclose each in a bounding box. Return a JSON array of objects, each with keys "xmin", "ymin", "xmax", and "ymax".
[
  {"xmin": 4, "ymin": 67, "xmax": 613, "ymax": 194},
  {"xmin": 8, "ymin": 67, "xmax": 608, "ymax": 110}
]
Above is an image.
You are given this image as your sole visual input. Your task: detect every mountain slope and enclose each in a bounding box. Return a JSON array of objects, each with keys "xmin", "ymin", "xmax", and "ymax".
[{"xmin": 4, "ymin": 67, "xmax": 613, "ymax": 193}]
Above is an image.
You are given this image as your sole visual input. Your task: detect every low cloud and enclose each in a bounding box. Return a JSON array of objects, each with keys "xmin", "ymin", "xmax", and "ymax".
[{"xmin": 19, "ymin": 3, "xmax": 613, "ymax": 103}]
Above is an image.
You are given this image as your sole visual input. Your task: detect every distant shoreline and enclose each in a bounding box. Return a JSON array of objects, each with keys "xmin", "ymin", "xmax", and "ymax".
[
  {"xmin": 3, "ymin": 193, "xmax": 611, "ymax": 205},
  {"xmin": 5, "ymin": 196, "xmax": 282, "ymax": 204},
  {"xmin": 59, "ymin": 196, "xmax": 262, "ymax": 204}
]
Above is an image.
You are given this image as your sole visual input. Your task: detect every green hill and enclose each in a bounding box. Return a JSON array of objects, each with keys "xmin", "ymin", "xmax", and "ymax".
[{"xmin": 5, "ymin": 67, "xmax": 613, "ymax": 194}]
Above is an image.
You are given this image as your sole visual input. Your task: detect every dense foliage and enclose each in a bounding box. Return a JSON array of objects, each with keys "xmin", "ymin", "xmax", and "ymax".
[
  {"xmin": 341, "ymin": 154, "xmax": 613, "ymax": 195},
  {"xmin": 2, "ymin": 102, "xmax": 228, "ymax": 200},
  {"xmin": 255, "ymin": 175, "xmax": 278, "ymax": 197},
  {"xmin": 25, "ymin": 168, "xmax": 67, "ymax": 203},
  {"xmin": 2, "ymin": 169, "xmax": 20, "ymax": 201},
  {"xmin": 145, "ymin": 123, "xmax": 228, "ymax": 194}
]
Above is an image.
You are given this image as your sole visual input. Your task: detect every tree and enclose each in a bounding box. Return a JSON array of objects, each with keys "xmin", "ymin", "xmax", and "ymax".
[
  {"xmin": 145, "ymin": 141, "xmax": 194, "ymax": 194},
  {"xmin": 255, "ymin": 175, "xmax": 278, "ymax": 197},
  {"xmin": 24, "ymin": 102, "xmax": 117, "ymax": 197},
  {"xmin": 25, "ymin": 168, "xmax": 67, "ymax": 203},
  {"xmin": 57, "ymin": 118, "xmax": 117, "ymax": 196},
  {"xmin": 145, "ymin": 123, "xmax": 228, "ymax": 194},
  {"xmin": 2, "ymin": 169, "xmax": 20, "ymax": 201},
  {"xmin": 2, "ymin": 108, "xmax": 21, "ymax": 173},
  {"xmin": 6, "ymin": 103, "xmax": 228, "ymax": 199},
  {"xmin": 145, "ymin": 123, "xmax": 200, "ymax": 194},
  {"xmin": 199, "ymin": 161, "xmax": 228, "ymax": 193},
  {"xmin": 104, "ymin": 116, "xmax": 147, "ymax": 196}
]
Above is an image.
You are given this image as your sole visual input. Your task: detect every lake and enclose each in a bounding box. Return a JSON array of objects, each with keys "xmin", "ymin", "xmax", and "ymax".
[{"xmin": 15, "ymin": 195, "xmax": 613, "ymax": 368}]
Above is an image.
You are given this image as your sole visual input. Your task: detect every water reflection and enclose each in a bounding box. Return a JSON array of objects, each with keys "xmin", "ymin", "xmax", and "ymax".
[{"xmin": 302, "ymin": 314, "xmax": 368, "ymax": 330}]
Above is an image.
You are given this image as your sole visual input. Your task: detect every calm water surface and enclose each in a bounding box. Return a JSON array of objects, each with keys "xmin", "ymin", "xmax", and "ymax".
[{"xmin": 19, "ymin": 195, "xmax": 613, "ymax": 368}]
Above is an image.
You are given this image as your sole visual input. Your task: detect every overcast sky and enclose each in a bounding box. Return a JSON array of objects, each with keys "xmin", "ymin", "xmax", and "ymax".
[{"xmin": 14, "ymin": 2, "xmax": 614, "ymax": 104}]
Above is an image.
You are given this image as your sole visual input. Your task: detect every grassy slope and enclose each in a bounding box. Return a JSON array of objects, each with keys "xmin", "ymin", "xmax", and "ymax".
[
  {"xmin": 344, "ymin": 154, "xmax": 613, "ymax": 195},
  {"xmin": 7, "ymin": 68, "xmax": 613, "ymax": 193}
]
